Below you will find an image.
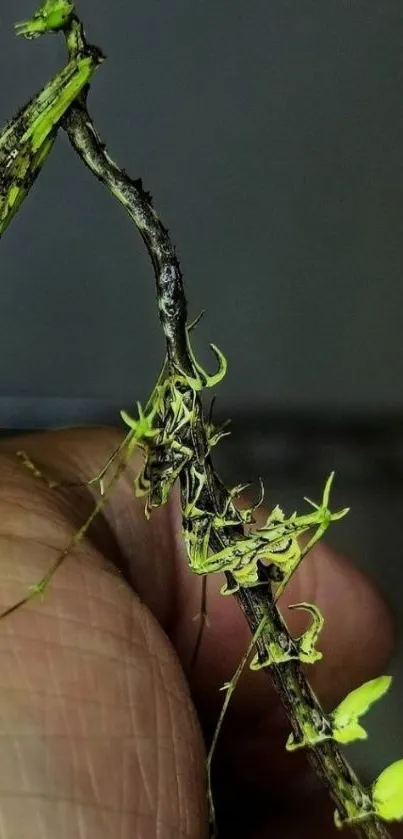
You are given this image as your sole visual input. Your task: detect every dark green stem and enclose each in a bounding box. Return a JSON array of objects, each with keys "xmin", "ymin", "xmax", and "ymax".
[
  {"xmin": 64, "ymin": 15, "xmax": 193, "ymax": 375},
  {"xmin": 55, "ymin": 12, "xmax": 391, "ymax": 839},
  {"xmin": 234, "ymin": 581, "xmax": 390, "ymax": 839}
]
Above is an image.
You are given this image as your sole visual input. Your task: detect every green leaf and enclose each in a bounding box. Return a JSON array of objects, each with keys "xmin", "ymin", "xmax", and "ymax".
[
  {"xmin": 373, "ymin": 759, "xmax": 403, "ymax": 822},
  {"xmin": 332, "ymin": 675, "xmax": 392, "ymax": 744},
  {"xmin": 333, "ymin": 721, "xmax": 367, "ymax": 745}
]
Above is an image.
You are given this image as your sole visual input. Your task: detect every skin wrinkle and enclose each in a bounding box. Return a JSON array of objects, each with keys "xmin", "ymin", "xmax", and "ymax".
[
  {"xmin": 124, "ymin": 611, "xmax": 159, "ymax": 819},
  {"xmin": 0, "ymin": 429, "xmax": 397, "ymax": 838},
  {"xmin": 159, "ymin": 667, "xmax": 182, "ymax": 828},
  {"xmin": 0, "ymin": 616, "xmax": 204, "ymax": 832},
  {"xmin": 1, "ymin": 431, "xmax": 179, "ymax": 629},
  {"xmin": 105, "ymin": 467, "xmax": 180, "ymax": 629},
  {"xmin": 0, "ymin": 793, "xmax": 199, "ymax": 839},
  {"xmin": 0, "ymin": 497, "xmax": 74, "ymax": 547},
  {"xmin": 0, "ymin": 437, "xmax": 207, "ymax": 839},
  {"xmin": 0, "ymin": 539, "xmax": 123, "ymax": 608},
  {"xmin": 0, "ymin": 443, "xmax": 125, "ymax": 586},
  {"xmin": 145, "ymin": 631, "xmax": 204, "ymax": 831}
]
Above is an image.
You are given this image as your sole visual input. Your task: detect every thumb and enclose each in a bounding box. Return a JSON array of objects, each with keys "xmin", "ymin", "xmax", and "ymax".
[{"xmin": 0, "ymin": 428, "xmax": 207, "ymax": 839}]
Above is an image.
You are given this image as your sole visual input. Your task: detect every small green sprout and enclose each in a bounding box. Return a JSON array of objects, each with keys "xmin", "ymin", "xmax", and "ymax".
[
  {"xmin": 372, "ymin": 759, "xmax": 403, "ymax": 822},
  {"xmin": 287, "ymin": 675, "xmax": 392, "ymax": 751},
  {"xmin": 331, "ymin": 675, "xmax": 392, "ymax": 745},
  {"xmin": 335, "ymin": 759, "xmax": 403, "ymax": 828},
  {"xmin": 15, "ymin": 0, "xmax": 74, "ymax": 39},
  {"xmin": 120, "ymin": 402, "xmax": 161, "ymax": 446},
  {"xmin": 273, "ymin": 471, "xmax": 350, "ymax": 601},
  {"xmin": 249, "ymin": 602, "xmax": 324, "ymax": 668},
  {"xmin": 180, "ymin": 340, "xmax": 228, "ymax": 391}
]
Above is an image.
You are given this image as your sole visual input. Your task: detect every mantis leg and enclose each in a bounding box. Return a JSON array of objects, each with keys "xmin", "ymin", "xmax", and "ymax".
[
  {"xmin": 0, "ymin": 447, "xmax": 129, "ymax": 621},
  {"xmin": 16, "ymin": 434, "xmax": 131, "ymax": 493},
  {"xmin": 0, "ymin": 46, "xmax": 102, "ymax": 237},
  {"xmin": 0, "ymin": 406, "xmax": 152, "ymax": 621},
  {"xmin": 206, "ymin": 616, "xmax": 268, "ymax": 837},
  {"xmin": 273, "ymin": 521, "xmax": 329, "ymax": 604}
]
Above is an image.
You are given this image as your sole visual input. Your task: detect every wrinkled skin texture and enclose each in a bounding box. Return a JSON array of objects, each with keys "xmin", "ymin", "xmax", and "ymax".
[{"xmin": 0, "ymin": 428, "xmax": 399, "ymax": 839}]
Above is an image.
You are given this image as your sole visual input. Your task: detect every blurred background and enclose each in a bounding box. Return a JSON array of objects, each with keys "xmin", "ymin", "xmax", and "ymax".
[{"xmin": 1, "ymin": 0, "xmax": 403, "ymax": 780}]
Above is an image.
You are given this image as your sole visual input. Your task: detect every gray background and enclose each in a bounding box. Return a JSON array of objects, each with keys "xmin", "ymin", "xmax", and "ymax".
[
  {"xmin": 1, "ymin": 0, "xmax": 403, "ymax": 419},
  {"xmin": 1, "ymin": 0, "xmax": 403, "ymax": 783}
]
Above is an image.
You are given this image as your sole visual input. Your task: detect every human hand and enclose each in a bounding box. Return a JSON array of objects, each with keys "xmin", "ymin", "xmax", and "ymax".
[{"xmin": 0, "ymin": 428, "xmax": 396, "ymax": 838}]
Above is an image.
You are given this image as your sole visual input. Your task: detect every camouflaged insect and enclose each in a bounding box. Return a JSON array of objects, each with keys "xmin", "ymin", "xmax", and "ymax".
[{"xmin": 0, "ymin": 12, "xmax": 102, "ymax": 236}]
